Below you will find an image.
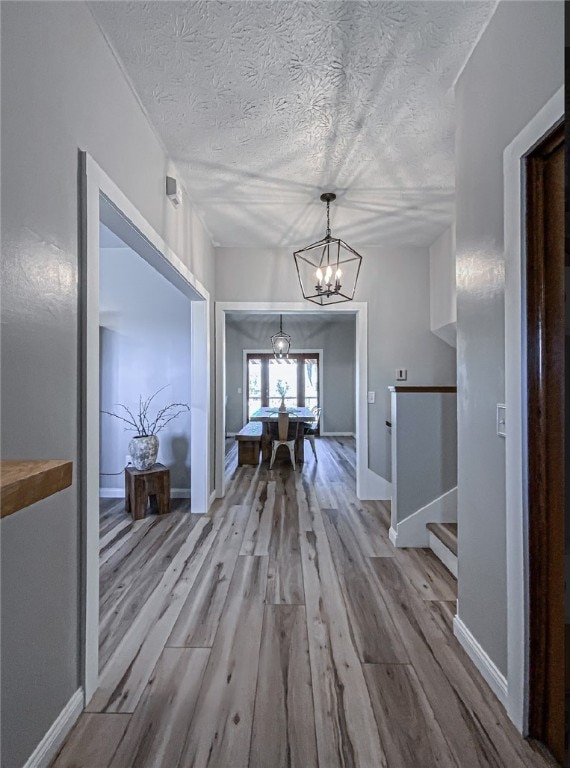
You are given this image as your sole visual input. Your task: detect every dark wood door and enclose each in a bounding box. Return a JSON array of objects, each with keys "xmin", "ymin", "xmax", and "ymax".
[{"xmin": 525, "ymin": 120, "xmax": 564, "ymax": 764}]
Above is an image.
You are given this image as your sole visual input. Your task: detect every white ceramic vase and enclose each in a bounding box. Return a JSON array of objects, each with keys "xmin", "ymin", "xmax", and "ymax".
[{"xmin": 129, "ymin": 434, "xmax": 159, "ymax": 470}]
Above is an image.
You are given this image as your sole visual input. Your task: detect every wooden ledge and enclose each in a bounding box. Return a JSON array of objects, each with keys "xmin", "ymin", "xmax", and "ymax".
[
  {"xmin": 388, "ymin": 386, "xmax": 457, "ymax": 393},
  {"xmin": 1, "ymin": 460, "xmax": 73, "ymax": 519}
]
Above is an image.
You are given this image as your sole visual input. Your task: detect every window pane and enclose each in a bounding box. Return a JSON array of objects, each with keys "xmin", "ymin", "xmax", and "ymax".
[
  {"xmin": 248, "ymin": 358, "xmax": 262, "ymax": 418},
  {"xmin": 305, "ymin": 358, "xmax": 318, "ymax": 411},
  {"xmin": 268, "ymin": 358, "xmax": 297, "ymax": 408}
]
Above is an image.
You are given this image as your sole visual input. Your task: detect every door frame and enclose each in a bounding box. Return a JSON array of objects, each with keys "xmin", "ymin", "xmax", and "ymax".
[
  {"xmin": 80, "ymin": 152, "xmax": 211, "ymax": 703},
  {"xmin": 503, "ymin": 84, "xmax": 563, "ymax": 732},
  {"xmin": 215, "ymin": 301, "xmax": 392, "ymax": 501},
  {"xmin": 241, "ymin": 349, "xmax": 324, "ymax": 430}
]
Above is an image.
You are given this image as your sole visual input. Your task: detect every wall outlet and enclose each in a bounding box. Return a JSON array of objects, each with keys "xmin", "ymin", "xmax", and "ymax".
[
  {"xmin": 237, "ymin": 387, "xmax": 242, "ymax": 394},
  {"xmin": 396, "ymin": 368, "xmax": 407, "ymax": 381},
  {"xmin": 367, "ymin": 391, "xmax": 375, "ymax": 404},
  {"xmin": 125, "ymin": 454, "xmax": 132, "ymax": 467}
]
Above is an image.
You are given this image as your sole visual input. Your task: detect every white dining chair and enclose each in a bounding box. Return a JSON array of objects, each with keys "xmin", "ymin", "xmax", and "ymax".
[
  {"xmin": 304, "ymin": 406, "xmax": 321, "ymax": 461},
  {"xmin": 269, "ymin": 412, "xmax": 297, "ymax": 470}
]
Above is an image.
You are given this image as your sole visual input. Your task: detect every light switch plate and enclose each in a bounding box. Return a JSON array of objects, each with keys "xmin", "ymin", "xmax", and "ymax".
[
  {"xmin": 396, "ymin": 368, "xmax": 407, "ymax": 381},
  {"xmin": 497, "ymin": 404, "xmax": 506, "ymax": 437},
  {"xmin": 367, "ymin": 391, "xmax": 375, "ymax": 404}
]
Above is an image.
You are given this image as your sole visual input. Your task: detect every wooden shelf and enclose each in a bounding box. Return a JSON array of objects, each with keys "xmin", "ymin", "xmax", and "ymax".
[{"xmin": 0, "ymin": 460, "xmax": 73, "ymax": 519}]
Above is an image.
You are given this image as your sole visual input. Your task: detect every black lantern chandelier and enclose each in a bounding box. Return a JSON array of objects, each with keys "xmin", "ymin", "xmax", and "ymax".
[
  {"xmin": 271, "ymin": 315, "xmax": 291, "ymax": 360},
  {"xmin": 293, "ymin": 192, "xmax": 363, "ymax": 306}
]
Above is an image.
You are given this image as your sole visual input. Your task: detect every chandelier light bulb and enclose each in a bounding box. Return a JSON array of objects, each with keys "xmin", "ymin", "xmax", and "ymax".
[
  {"xmin": 316, "ymin": 267, "xmax": 323, "ymax": 286},
  {"xmin": 325, "ymin": 265, "xmax": 332, "ymax": 284}
]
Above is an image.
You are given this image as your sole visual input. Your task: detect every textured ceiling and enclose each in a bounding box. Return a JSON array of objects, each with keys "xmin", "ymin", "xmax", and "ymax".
[{"xmin": 90, "ymin": 1, "xmax": 496, "ymax": 248}]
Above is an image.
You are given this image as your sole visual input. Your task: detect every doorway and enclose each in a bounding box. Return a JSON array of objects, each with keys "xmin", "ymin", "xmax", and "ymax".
[
  {"xmin": 81, "ymin": 153, "xmax": 211, "ymax": 702},
  {"xmin": 504, "ymin": 85, "xmax": 563, "ymax": 745},
  {"xmin": 525, "ymin": 121, "xmax": 564, "ymax": 764}
]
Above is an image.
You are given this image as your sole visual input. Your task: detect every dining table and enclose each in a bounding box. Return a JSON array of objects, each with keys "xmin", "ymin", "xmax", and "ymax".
[{"xmin": 249, "ymin": 406, "xmax": 316, "ymax": 463}]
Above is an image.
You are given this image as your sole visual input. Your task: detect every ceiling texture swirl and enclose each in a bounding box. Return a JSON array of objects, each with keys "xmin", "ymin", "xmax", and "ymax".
[{"xmin": 89, "ymin": 1, "xmax": 497, "ymax": 247}]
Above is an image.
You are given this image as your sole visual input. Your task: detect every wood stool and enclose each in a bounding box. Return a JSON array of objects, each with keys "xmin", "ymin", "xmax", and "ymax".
[{"xmin": 125, "ymin": 463, "xmax": 170, "ymax": 521}]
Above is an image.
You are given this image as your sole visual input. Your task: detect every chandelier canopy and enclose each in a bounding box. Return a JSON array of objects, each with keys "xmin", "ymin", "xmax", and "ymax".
[
  {"xmin": 271, "ymin": 315, "xmax": 291, "ymax": 360},
  {"xmin": 293, "ymin": 192, "xmax": 363, "ymax": 306}
]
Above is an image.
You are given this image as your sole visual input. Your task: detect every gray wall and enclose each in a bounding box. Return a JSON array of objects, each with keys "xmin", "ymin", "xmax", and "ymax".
[
  {"xmin": 391, "ymin": 392, "xmax": 457, "ymax": 523},
  {"xmin": 225, "ymin": 314, "xmax": 356, "ymax": 434},
  {"xmin": 0, "ymin": 3, "xmax": 215, "ymax": 766},
  {"xmin": 100, "ymin": 242, "xmax": 192, "ymax": 491},
  {"xmin": 455, "ymin": 0, "xmax": 563, "ymax": 675},
  {"xmin": 217, "ymin": 246, "xmax": 457, "ymax": 480}
]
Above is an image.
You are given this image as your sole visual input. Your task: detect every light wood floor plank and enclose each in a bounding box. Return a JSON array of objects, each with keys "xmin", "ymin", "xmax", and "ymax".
[
  {"xmin": 167, "ymin": 505, "xmax": 250, "ymax": 647},
  {"xmin": 240, "ymin": 480, "xmax": 274, "ymax": 556},
  {"xmin": 178, "ymin": 556, "xmax": 268, "ymax": 768},
  {"xmin": 364, "ymin": 663, "xmax": 459, "ymax": 767},
  {"xmin": 322, "ymin": 506, "xmax": 408, "ymax": 664},
  {"xmin": 394, "ymin": 545, "xmax": 458, "ymax": 601},
  {"xmin": 88, "ymin": 517, "xmax": 219, "ymax": 713},
  {"xmin": 51, "ymin": 713, "xmax": 131, "ymax": 767},
  {"xmin": 250, "ymin": 605, "xmax": 318, "ymax": 768},
  {"xmin": 300, "ymin": 524, "xmax": 387, "ymax": 767},
  {"xmin": 99, "ymin": 515, "xmax": 191, "ymax": 671},
  {"xmin": 266, "ymin": 477, "xmax": 304, "ymax": 605},
  {"xmin": 108, "ymin": 648, "xmax": 210, "ymax": 768}
]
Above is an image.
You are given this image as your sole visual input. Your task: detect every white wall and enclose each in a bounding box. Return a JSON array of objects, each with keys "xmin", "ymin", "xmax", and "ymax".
[
  {"xmin": 429, "ymin": 226, "xmax": 456, "ymax": 347},
  {"xmin": 455, "ymin": 0, "xmax": 563, "ymax": 677},
  {"xmin": 225, "ymin": 314, "xmax": 356, "ymax": 434},
  {"xmin": 100, "ymin": 240, "xmax": 192, "ymax": 492},
  {"xmin": 0, "ymin": 4, "xmax": 215, "ymax": 766},
  {"xmin": 216, "ymin": 246, "xmax": 457, "ymax": 480}
]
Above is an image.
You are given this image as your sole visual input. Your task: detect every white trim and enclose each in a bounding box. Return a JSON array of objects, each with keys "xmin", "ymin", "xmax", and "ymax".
[
  {"xmin": 453, "ymin": 616, "xmax": 508, "ymax": 709},
  {"xmin": 99, "ymin": 488, "xmax": 191, "ymax": 499},
  {"xmin": 429, "ymin": 531, "xmax": 458, "ymax": 578},
  {"xmin": 320, "ymin": 432, "xmax": 355, "ymax": 437},
  {"xmin": 208, "ymin": 490, "xmax": 216, "ymax": 509},
  {"xmin": 390, "ymin": 487, "xmax": 457, "ymax": 548},
  {"xmin": 82, "ymin": 152, "xmax": 211, "ymax": 703},
  {"xmin": 23, "ymin": 688, "xmax": 83, "ymax": 768},
  {"xmin": 503, "ymin": 84, "xmax": 564, "ymax": 732},
  {"xmin": 214, "ymin": 301, "xmax": 390, "ymax": 501},
  {"xmin": 388, "ymin": 526, "xmax": 397, "ymax": 547}
]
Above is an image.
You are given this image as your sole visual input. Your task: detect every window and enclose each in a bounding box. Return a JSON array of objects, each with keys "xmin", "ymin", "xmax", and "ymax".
[{"xmin": 246, "ymin": 353, "xmax": 320, "ymax": 430}]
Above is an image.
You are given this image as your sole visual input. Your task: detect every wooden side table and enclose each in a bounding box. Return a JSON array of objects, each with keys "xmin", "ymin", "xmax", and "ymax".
[{"xmin": 125, "ymin": 463, "xmax": 171, "ymax": 521}]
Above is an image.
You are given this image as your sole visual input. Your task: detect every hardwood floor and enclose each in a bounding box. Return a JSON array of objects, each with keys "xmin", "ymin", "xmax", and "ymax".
[{"xmin": 52, "ymin": 439, "xmax": 557, "ymax": 767}]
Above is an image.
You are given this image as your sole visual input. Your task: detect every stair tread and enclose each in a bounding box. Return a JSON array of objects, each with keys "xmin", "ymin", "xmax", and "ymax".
[{"xmin": 426, "ymin": 523, "xmax": 458, "ymax": 557}]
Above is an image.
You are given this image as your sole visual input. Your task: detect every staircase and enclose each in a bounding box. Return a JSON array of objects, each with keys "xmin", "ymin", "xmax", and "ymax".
[{"xmin": 426, "ymin": 523, "xmax": 457, "ymax": 578}]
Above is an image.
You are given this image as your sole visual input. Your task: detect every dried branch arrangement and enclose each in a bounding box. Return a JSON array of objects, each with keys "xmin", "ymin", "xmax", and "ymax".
[{"xmin": 101, "ymin": 386, "xmax": 190, "ymax": 436}]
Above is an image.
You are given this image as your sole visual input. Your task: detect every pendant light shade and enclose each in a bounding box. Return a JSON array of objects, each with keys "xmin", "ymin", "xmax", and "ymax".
[
  {"xmin": 293, "ymin": 192, "xmax": 362, "ymax": 306},
  {"xmin": 271, "ymin": 315, "xmax": 291, "ymax": 360}
]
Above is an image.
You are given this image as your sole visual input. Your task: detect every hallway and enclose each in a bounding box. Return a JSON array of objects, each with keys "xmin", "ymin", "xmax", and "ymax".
[{"xmin": 53, "ymin": 439, "xmax": 556, "ymax": 767}]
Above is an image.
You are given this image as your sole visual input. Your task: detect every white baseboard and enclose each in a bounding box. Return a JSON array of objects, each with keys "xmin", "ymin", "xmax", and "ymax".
[
  {"xmin": 23, "ymin": 688, "xmax": 83, "ymax": 768},
  {"xmin": 320, "ymin": 431, "xmax": 356, "ymax": 437},
  {"xmin": 225, "ymin": 432, "xmax": 237, "ymax": 437},
  {"xmin": 389, "ymin": 526, "xmax": 398, "ymax": 546},
  {"xmin": 429, "ymin": 530, "xmax": 458, "ymax": 577},
  {"xmin": 99, "ymin": 488, "xmax": 191, "ymax": 499},
  {"xmin": 391, "ymin": 486, "xmax": 457, "ymax": 547},
  {"xmin": 453, "ymin": 616, "xmax": 508, "ymax": 708}
]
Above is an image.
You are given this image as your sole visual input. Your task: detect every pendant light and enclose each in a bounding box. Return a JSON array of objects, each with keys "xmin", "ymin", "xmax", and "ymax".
[
  {"xmin": 293, "ymin": 192, "xmax": 363, "ymax": 305},
  {"xmin": 271, "ymin": 315, "xmax": 291, "ymax": 360}
]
